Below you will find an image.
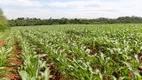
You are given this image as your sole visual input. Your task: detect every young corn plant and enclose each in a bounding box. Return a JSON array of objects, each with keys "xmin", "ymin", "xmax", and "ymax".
[
  {"xmin": 0, "ymin": 47, "xmax": 12, "ymax": 76},
  {"xmin": 18, "ymin": 35, "xmax": 51, "ymax": 80},
  {"xmin": 10, "ymin": 24, "xmax": 142, "ymax": 79}
]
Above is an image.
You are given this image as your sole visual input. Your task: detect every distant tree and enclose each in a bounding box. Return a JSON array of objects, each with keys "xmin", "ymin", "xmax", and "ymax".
[
  {"xmin": 0, "ymin": 8, "xmax": 8, "ymax": 31},
  {"xmin": 8, "ymin": 16, "xmax": 142, "ymax": 27},
  {"xmin": 59, "ymin": 18, "xmax": 70, "ymax": 24}
]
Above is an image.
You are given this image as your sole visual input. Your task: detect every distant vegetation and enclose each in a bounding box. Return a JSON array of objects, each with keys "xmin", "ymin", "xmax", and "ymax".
[
  {"xmin": 0, "ymin": 9, "xmax": 8, "ymax": 31},
  {"xmin": 9, "ymin": 16, "xmax": 142, "ymax": 26}
]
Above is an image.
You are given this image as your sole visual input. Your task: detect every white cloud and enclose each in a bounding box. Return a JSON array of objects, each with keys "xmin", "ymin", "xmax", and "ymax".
[
  {"xmin": 4, "ymin": 9, "xmax": 49, "ymax": 19},
  {"xmin": 47, "ymin": 1, "xmax": 100, "ymax": 8},
  {"xmin": 2, "ymin": 0, "xmax": 142, "ymax": 19},
  {"xmin": 46, "ymin": 0, "xmax": 142, "ymax": 11},
  {"xmin": 0, "ymin": 0, "xmax": 42, "ymax": 7}
]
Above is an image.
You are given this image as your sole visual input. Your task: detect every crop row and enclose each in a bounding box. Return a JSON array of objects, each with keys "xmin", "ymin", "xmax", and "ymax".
[{"xmin": 1, "ymin": 24, "xmax": 142, "ymax": 80}]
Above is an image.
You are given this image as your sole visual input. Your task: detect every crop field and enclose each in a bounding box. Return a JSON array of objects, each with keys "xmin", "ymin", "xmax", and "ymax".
[{"xmin": 1, "ymin": 24, "xmax": 142, "ymax": 80}]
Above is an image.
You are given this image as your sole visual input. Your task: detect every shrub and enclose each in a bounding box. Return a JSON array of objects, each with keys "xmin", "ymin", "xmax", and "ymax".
[{"xmin": 0, "ymin": 8, "xmax": 8, "ymax": 31}]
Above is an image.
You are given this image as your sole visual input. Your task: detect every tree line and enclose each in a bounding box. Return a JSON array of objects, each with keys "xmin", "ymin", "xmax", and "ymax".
[
  {"xmin": 0, "ymin": 9, "xmax": 8, "ymax": 31},
  {"xmin": 8, "ymin": 16, "xmax": 142, "ymax": 26},
  {"xmin": 2, "ymin": 7, "xmax": 142, "ymax": 30}
]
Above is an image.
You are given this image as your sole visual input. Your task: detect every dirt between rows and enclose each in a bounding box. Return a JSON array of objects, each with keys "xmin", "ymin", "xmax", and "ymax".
[
  {"xmin": 0, "ymin": 40, "xmax": 63, "ymax": 80},
  {"xmin": 0, "ymin": 40, "xmax": 5, "ymax": 47},
  {"xmin": 2, "ymin": 39, "xmax": 141, "ymax": 80},
  {"xmin": 0, "ymin": 40, "xmax": 22, "ymax": 80}
]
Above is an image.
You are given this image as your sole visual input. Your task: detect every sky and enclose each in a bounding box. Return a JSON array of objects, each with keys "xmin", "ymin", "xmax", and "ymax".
[{"xmin": 0, "ymin": 0, "xmax": 142, "ymax": 19}]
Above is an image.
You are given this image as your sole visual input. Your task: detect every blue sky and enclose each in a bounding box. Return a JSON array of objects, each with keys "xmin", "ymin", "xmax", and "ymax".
[{"xmin": 0, "ymin": 0, "xmax": 142, "ymax": 19}]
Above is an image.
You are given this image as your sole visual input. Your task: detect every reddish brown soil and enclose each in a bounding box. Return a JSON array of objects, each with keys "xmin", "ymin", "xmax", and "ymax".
[
  {"xmin": 35, "ymin": 50, "xmax": 41, "ymax": 54},
  {"xmin": 85, "ymin": 47, "xmax": 97, "ymax": 55},
  {"xmin": 129, "ymin": 71, "xmax": 135, "ymax": 79},
  {"xmin": 88, "ymin": 48, "xmax": 97, "ymax": 55},
  {"xmin": 89, "ymin": 50, "xmax": 97, "ymax": 55},
  {"xmin": 1, "ymin": 41, "xmax": 22, "ymax": 80},
  {"xmin": 0, "ymin": 40, "xmax": 6, "ymax": 47},
  {"xmin": 3, "ymin": 74, "xmax": 21, "ymax": 80},
  {"xmin": 49, "ymin": 64, "xmax": 63, "ymax": 80},
  {"xmin": 50, "ymin": 72, "xmax": 63, "ymax": 80}
]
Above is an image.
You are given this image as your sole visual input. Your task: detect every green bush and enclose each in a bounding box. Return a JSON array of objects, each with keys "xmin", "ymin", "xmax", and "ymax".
[
  {"xmin": 0, "ymin": 8, "xmax": 8, "ymax": 31},
  {"xmin": 0, "ymin": 22, "xmax": 7, "ymax": 31}
]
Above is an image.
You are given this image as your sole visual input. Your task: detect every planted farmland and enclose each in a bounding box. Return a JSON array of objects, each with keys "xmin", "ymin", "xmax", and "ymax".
[{"xmin": 1, "ymin": 24, "xmax": 142, "ymax": 80}]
